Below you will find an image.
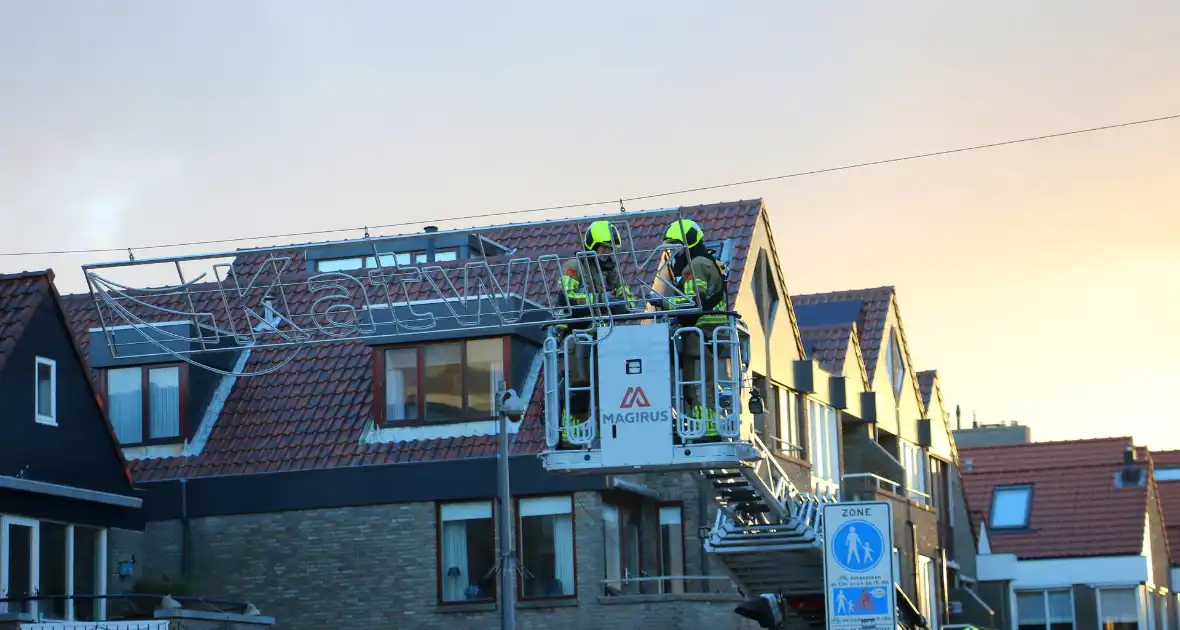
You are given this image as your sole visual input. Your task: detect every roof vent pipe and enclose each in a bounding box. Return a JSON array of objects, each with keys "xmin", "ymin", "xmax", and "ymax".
[{"xmin": 424, "ymin": 226, "xmax": 438, "ymax": 262}]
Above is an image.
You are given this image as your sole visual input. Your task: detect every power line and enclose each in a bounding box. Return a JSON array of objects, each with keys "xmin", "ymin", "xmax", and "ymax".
[{"xmin": 4, "ymin": 111, "xmax": 1178, "ymax": 259}]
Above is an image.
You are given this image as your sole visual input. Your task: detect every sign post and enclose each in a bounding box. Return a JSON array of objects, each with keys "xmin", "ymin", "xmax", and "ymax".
[{"xmin": 822, "ymin": 501, "xmax": 897, "ymax": 630}]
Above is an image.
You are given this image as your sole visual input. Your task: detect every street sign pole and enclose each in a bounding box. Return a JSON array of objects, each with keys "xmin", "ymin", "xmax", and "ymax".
[{"xmin": 822, "ymin": 501, "xmax": 897, "ymax": 630}]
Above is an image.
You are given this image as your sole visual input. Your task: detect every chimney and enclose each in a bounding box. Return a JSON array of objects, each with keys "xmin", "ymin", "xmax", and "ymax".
[
  {"xmin": 424, "ymin": 226, "xmax": 438, "ymax": 263},
  {"xmin": 1119, "ymin": 445, "xmax": 1144, "ymax": 487},
  {"xmin": 955, "ymin": 405, "xmax": 961, "ymax": 431}
]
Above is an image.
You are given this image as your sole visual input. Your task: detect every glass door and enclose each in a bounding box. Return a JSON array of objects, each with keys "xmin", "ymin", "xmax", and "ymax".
[{"xmin": 1, "ymin": 516, "xmax": 40, "ymax": 617}]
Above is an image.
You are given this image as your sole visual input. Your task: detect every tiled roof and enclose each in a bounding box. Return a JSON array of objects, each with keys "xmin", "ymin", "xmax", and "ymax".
[
  {"xmin": 0, "ymin": 270, "xmax": 54, "ymax": 374},
  {"xmin": 798, "ymin": 323, "xmax": 853, "ymax": 375},
  {"xmin": 960, "ymin": 437, "xmax": 1149, "ymax": 559},
  {"xmin": 790, "ymin": 286, "xmax": 894, "ymax": 382},
  {"xmin": 917, "ymin": 370, "xmax": 937, "ymax": 411},
  {"xmin": 62, "ymin": 200, "xmax": 765, "ymax": 481},
  {"xmin": 1152, "ymin": 450, "xmax": 1180, "ymax": 557}
]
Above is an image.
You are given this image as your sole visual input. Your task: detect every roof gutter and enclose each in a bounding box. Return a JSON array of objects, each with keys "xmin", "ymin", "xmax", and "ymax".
[{"xmin": 0, "ymin": 475, "xmax": 142, "ymax": 509}]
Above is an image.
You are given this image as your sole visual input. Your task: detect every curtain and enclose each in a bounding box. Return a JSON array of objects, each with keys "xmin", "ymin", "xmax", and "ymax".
[
  {"xmin": 386, "ymin": 369, "xmax": 406, "ymax": 420},
  {"xmin": 441, "ymin": 521, "xmax": 469, "ymax": 602},
  {"xmin": 149, "ymin": 367, "xmax": 180, "ymax": 439},
  {"xmin": 107, "ymin": 368, "xmax": 142, "ymax": 443},
  {"xmin": 553, "ymin": 514, "xmax": 575, "ymax": 596}
]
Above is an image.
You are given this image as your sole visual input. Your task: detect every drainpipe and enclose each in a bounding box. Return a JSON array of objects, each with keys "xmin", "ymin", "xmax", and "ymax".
[
  {"xmin": 698, "ymin": 482, "xmax": 709, "ymax": 592},
  {"xmin": 179, "ymin": 478, "xmax": 190, "ymax": 578},
  {"xmin": 424, "ymin": 225, "xmax": 438, "ymax": 263}
]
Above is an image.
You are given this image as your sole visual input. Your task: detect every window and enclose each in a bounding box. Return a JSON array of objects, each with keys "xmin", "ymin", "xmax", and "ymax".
[
  {"xmin": 1155, "ymin": 467, "xmax": 1180, "ymax": 481},
  {"xmin": 602, "ymin": 502, "xmax": 643, "ymax": 596},
  {"xmin": 518, "ymin": 496, "xmax": 575, "ymax": 599},
  {"xmin": 900, "ymin": 440, "xmax": 929, "ymax": 504},
  {"xmin": 807, "ymin": 398, "xmax": 841, "ymax": 492},
  {"xmin": 315, "ymin": 249, "xmax": 461, "ymax": 273},
  {"xmin": 776, "ymin": 385, "xmax": 805, "ymax": 458},
  {"xmin": 886, "ymin": 327, "xmax": 905, "ymax": 399},
  {"xmin": 1098, "ymin": 588, "xmax": 1139, "ymax": 630},
  {"xmin": 105, "ymin": 364, "xmax": 185, "ymax": 444},
  {"xmin": 1017, "ymin": 590, "xmax": 1074, "ymax": 630},
  {"xmin": 34, "ymin": 357, "xmax": 56, "ymax": 425},
  {"xmin": 917, "ymin": 556, "xmax": 938, "ymax": 630},
  {"xmin": 659, "ymin": 505, "xmax": 685, "ymax": 594},
  {"xmin": 751, "ymin": 251, "xmax": 780, "ymax": 331},
  {"xmin": 0, "ymin": 517, "xmax": 107, "ymax": 621},
  {"xmin": 437, "ymin": 501, "xmax": 496, "ymax": 603},
  {"xmin": 378, "ymin": 338, "xmax": 506, "ymax": 424},
  {"xmin": 990, "ymin": 484, "xmax": 1033, "ymax": 529}
]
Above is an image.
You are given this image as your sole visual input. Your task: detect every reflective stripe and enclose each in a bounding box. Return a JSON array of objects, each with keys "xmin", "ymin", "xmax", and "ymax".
[{"xmin": 691, "ymin": 405, "xmax": 720, "ymax": 436}]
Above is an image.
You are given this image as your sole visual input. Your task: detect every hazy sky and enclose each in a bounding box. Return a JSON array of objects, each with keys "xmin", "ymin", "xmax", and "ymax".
[{"xmin": 2, "ymin": 2, "xmax": 1178, "ymax": 447}]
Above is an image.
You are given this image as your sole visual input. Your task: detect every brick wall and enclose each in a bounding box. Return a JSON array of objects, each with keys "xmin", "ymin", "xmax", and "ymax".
[{"xmin": 137, "ymin": 487, "xmax": 760, "ymax": 630}]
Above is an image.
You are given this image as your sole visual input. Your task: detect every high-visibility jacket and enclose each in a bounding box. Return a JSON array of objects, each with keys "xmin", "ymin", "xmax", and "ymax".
[
  {"xmin": 668, "ymin": 254, "xmax": 728, "ymax": 327},
  {"xmin": 557, "ymin": 257, "xmax": 635, "ymax": 330}
]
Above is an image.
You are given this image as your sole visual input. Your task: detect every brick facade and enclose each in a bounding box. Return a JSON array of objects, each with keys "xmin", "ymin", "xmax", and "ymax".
[{"xmin": 132, "ymin": 484, "xmax": 762, "ymax": 630}]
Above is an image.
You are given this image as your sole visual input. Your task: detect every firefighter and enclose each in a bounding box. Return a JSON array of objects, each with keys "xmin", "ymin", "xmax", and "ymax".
[
  {"xmin": 657, "ymin": 218, "xmax": 729, "ymax": 442},
  {"xmin": 554, "ymin": 220, "xmax": 635, "ymax": 448}
]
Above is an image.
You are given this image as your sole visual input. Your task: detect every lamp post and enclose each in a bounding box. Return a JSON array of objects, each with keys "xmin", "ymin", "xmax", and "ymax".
[{"xmin": 496, "ymin": 386, "xmax": 527, "ymax": 630}]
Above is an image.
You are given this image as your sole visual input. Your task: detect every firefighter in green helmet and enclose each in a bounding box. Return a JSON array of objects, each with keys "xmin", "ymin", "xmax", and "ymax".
[
  {"xmin": 657, "ymin": 218, "xmax": 729, "ymax": 441},
  {"xmin": 553, "ymin": 220, "xmax": 636, "ymax": 449}
]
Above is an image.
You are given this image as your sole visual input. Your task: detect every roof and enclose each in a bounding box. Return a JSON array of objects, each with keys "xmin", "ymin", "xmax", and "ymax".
[
  {"xmin": 790, "ymin": 286, "xmax": 894, "ymax": 382},
  {"xmin": 62, "ymin": 200, "xmax": 766, "ymax": 481},
  {"xmin": 917, "ymin": 370, "xmax": 937, "ymax": 411},
  {"xmin": 0, "ymin": 270, "xmax": 55, "ymax": 374},
  {"xmin": 960, "ymin": 437, "xmax": 1149, "ymax": 559},
  {"xmin": 1152, "ymin": 450, "xmax": 1180, "ymax": 559},
  {"xmin": 798, "ymin": 324, "xmax": 853, "ymax": 375}
]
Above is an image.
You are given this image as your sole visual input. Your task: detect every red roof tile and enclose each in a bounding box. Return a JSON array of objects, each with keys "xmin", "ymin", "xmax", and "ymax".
[
  {"xmin": 960, "ymin": 437, "xmax": 1149, "ymax": 559},
  {"xmin": 0, "ymin": 271, "xmax": 54, "ymax": 373},
  {"xmin": 798, "ymin": 323, "xmax": 853, "ymax": 375},
  {"xmin": 62, "ymin": 201, "xmax": 765, "ymax": 481},
  {"xmin": 790, "ymin": 286, "xmax": 893, "ymax": 382}
]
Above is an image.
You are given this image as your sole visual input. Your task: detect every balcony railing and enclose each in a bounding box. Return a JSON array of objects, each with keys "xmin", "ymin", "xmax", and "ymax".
[
  {"xmin": 17, "ymin": 622, "xmax": 169, "ymax": 630},
  {"xmin": 842, "ymin": 472, "xmax": 931, "ymax": 505}
]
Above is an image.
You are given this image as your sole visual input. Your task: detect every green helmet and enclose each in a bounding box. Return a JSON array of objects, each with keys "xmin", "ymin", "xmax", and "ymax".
[
  {"xmin": 584, "ymin": 220, "xmax": 623, "ymax": 251},
  {"xmin": 664, "ymin": 219, "xmax": 704, "ymax": 248}
]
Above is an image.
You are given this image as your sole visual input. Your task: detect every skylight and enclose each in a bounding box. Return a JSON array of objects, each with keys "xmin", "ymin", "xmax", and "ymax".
[{"xmin": 990, "ymin": 484, "xmax": 1033, "ymax": 529}]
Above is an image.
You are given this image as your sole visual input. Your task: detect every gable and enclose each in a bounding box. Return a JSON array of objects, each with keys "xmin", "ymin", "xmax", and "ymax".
[{"xmin": 0, "ymin": 272, "xmax": 137, "ymax": 524}]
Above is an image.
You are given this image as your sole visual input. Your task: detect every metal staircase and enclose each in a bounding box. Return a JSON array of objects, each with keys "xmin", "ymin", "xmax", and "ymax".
[{"xmin": 700, "ymin": 433, "xmax": 836, "ymax": 600}]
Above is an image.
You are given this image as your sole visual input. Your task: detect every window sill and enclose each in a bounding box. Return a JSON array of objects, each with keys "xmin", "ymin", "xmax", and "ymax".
[
  {"xmin": 517, "ymin": 598, "xmax": 578, "ymax": 609},
  {"xmin": 597, "ymin": 593, "xmax": 742, "ymax": 605},
  {"xmin": 434, "ymin": 601, "xmax": 495, "ymax": 614},
  {"xmin": 35, "ymin": 415, "xmax": 58, "ymax": 426},
  {"xmin": 383, "ymin": 416, "xmax": 499, "ymax": 428}
]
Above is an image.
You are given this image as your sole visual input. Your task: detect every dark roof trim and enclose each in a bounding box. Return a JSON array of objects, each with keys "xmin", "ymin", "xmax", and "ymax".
[{"xmin": 0, "ymin": 474, "xmax": 142, "ymax": 508}]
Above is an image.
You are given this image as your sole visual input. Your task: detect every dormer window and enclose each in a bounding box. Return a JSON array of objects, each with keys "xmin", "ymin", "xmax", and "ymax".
[
  {"xmin": 374, "ymin": 337, "xmax": 507, "ymax": 425},
  {"xmin": 315, "ymin": 248, "xmax": 460, "ymax": 273},
  {"xmin": 1155, "ymin": 466, "xmax": 1180, "ymax": 481},
  {"xmin": 886, "ymin": 327, "xmax": 905, "ymax": 399},
  {"xmin": 35, "ymin": 356, "xmax": 57, "ymax": 425},
  {"xmin": 104, "ymin": 364, "xmax": 187, "ymax": 445},
  {"xmin": 990, "ymin": 484, "xmax": 1033, "ymax": 529}
]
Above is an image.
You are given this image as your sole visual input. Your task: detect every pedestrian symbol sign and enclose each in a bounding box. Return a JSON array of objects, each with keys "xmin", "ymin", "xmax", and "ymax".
[
  {"xmin": 831, "ymin": 519, "xmax": 885, "ymax": 573},
  {"xmin": 822, "ymin": 502, "xmax": 897, "ymax": 630}
]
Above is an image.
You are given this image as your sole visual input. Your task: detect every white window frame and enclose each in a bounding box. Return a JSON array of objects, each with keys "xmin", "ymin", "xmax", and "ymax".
[
  {"xmin": 438, "ymin": 500, "xmax": 495, "ymax": 603},
  {"xmin": 900, "ymin": 440, "xmax": 929, "ymax": 504},
  {"xmin": 918, "ymin": 556, "xmax": 938, "ymax": 630},
  {"xmin": 1016, "ymin": 588, "xmax": 1076, "ymax": 630},
  {"xmin": 990, "ymin": 484, "xmax": 1033, "ymax": 529},
  {"xmin": 0, "ymin": 517, "xmax": 108, "ymax": 622},
  {"xmin": 34, "ymin": 357, "xmax": 57, "ymax": 426},
  {"xmin": 517, "ymin": 495, "xmax": 576, "ymax": 598},
  {"xmin": 1096, "ymin": 586, "xmax": 1142, "ymax": 630},
  {"xmin": 807, "ymin": 398, "xmax": 841, "ymax": 495}
]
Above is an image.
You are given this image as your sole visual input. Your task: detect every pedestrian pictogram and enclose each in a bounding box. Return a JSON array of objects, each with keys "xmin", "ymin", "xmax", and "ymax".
[
  {"xmin": 831, "ymin": 519, "xmax": 884, "ymax": 573},
  {"xmin": 620, "ymin": 386, "xmax": 651, "ymax": 408}
]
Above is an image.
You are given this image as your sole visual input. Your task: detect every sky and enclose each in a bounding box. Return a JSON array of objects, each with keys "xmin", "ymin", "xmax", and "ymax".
[{"xmin": 1, "ymin": 1, "xmax": 1178, "ymax": 447}]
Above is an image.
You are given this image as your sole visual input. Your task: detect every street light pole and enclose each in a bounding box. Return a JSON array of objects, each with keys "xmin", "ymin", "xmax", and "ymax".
[{"xmin": 496, "ymin": 387, "xmax": 518, "ymax": 630}]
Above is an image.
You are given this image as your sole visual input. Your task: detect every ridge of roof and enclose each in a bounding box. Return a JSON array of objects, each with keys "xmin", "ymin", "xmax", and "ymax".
[{"xmin": 960, "ymin": 435, "xmax": 1134, "ymax": 452}]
